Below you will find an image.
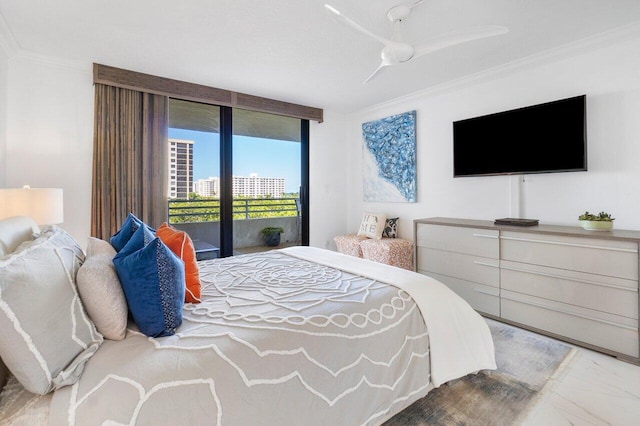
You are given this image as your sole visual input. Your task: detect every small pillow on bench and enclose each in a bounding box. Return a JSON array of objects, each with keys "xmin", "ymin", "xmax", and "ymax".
[
  {"xmin": 357, "ymin": 212, "xmax": 387, "ymax": 240},
  {"xmin": 383, "ymin": 217, "xmax": 399, "ymax": 238}
]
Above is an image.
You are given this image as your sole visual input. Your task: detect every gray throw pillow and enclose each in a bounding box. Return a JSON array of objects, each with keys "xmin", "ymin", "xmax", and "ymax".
[
  {"xmin": 0, "ymin": 226, "xmax": 103, "ymax": 395},
  {"xmin": 76, "ymin": 237, "xmax": 128, "ymax": 340}
]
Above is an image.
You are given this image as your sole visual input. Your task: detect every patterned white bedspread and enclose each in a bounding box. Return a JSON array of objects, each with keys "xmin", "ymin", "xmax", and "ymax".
[{"xmin": 49, "ymin": 247, "xmax": 495, "ymax": 425}]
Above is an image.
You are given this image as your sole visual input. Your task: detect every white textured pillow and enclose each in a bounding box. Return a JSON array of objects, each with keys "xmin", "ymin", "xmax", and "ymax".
[
  {"xmin": 76, "ymin": 238, "xmax": 128, "ymax": 340},
  {"xmin": 0, "ymin": 226, "xmax": 103, "ymax": 395},
  {"xmin": 86, "ymin": 236, "xmax": 117, "ymax": 257},
  {"xmin": 357, "ymin": 212, "xmax": 387, "ymax": 240}
]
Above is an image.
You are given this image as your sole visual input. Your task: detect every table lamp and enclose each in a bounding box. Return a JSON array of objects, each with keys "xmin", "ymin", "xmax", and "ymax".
[{"xmin": 0, "ymin": 185, "xmax": 64, "ymax": 225}]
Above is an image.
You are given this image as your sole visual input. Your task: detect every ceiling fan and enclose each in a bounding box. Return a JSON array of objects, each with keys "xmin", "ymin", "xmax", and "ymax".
[{"xmin": 325, "ymin": 1, "xmax": 509, "ymax": 84}]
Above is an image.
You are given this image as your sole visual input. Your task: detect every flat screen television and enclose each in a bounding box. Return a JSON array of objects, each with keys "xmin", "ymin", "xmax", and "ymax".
[{"xmin": 453, "ymin": 95, "xmax": 587, "ymax": 177}]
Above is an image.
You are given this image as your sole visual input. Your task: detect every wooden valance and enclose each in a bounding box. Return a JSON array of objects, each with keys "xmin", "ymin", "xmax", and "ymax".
[{"xmin": 93, "ymin": 63, "xmax": 323, "ymax": 123}]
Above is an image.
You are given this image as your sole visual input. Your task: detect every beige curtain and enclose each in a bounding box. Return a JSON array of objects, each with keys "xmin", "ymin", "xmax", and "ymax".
[{"xmin": 91, "ymin": 83, "xmax": 168, "ymax": 240}]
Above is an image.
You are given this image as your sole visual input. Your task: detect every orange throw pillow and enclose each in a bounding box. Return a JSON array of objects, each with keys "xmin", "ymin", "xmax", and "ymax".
[{"xmin": 156, "ymin": 223, "xmax": 201, "ymax": 303}]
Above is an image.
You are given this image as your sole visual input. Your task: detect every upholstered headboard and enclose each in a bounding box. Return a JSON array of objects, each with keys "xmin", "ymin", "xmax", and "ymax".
[{"xmin": 0, "ymin": 216, "xmax": 40, "ymax": 392}]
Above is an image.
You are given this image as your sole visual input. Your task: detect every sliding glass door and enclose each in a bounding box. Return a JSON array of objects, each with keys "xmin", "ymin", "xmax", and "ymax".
[
  {"xmin": 232, "ymin": 109, "xmax": 303, "ymax": 254},
  {"xmin": 167, "ymin": 99, "xmax": 308, "ymax": 258}
]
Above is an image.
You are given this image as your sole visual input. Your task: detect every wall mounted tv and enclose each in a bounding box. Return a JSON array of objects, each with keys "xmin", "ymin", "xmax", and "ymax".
[{"xmin": 453, "ymin": 94, "xmax": 587, "ymax": 177}]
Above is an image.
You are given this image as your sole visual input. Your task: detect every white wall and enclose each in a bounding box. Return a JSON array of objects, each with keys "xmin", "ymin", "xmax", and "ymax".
[
  {"xmin": 346, "ymin": 36, "xmax": 640, "ymax": 240},
  {"xmin": 0, "ymin": 44, "xmax": 8, "ymax": 187},
  {"xmin": 6, "ymin": 55, "xmax": 95, "ymax": 243},
  {"xmin": 310, "ymin": 111, "xmax": 349, "ymax": 250},
  {"xmin": 3, "ymin": 55, "xmax": 349, "ymax": 248}
]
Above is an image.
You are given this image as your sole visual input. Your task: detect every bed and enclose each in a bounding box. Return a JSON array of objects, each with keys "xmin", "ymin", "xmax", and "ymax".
[{"xmin": 0, "ymin": 215, "xmax": 496, "ymax": 425}]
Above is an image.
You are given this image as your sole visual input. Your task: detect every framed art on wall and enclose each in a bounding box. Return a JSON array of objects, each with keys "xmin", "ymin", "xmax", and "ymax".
[{"xmin": 362, "ymin": 110, "xmax": 417, "ymax": 202}]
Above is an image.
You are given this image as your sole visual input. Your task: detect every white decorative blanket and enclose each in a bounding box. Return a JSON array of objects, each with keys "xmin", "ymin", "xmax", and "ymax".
[{"xmin": 49, "ymin": 247, "xmax": 495, "ymax": 425}]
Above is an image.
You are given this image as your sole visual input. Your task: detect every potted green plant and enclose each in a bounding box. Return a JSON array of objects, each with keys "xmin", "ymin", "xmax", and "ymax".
[
  {"xmin": 261, "ymin": 226, "xmax": 284, "ymax": 246},
  {"xmin": 578, "ymin": 211, "xmax": 614, "ymax": 231}
]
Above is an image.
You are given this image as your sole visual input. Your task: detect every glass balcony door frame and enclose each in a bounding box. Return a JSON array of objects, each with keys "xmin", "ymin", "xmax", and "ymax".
[{"xmin": 218, "ymin": 106, "xmax": 309, "ymax": 257}]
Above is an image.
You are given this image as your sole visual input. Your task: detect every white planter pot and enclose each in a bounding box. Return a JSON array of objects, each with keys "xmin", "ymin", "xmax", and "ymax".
[{"xmin": 579, "ymin": 220, "xmax": 613, "ymax": 231}]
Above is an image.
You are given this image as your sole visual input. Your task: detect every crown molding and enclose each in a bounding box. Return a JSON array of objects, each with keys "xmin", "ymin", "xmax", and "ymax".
[
  {"xmin": 13, "ymin": 50, "xmax": 91, "ymax": 74},
  {"xmin": 0, "ymin": 10, "xmax": 89, "ymax": 73},
  {"xmin": 360, "ymin": 21, "xmax": 640, "ymax": 116}
]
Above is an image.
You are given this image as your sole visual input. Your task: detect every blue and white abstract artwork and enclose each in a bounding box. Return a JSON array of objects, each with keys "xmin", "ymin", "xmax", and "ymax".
[{"xmin": 362, "ymin": 110, "xmax": 416, "ymax": 203}]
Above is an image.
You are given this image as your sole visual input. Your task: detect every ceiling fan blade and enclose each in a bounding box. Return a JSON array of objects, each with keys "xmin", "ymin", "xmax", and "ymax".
[
  {"xmin": 363, "ymin": 64, "xmax": 387, "ymax": 84},
  {"xmin": 363, "ymin": 58, "xmax": 394, "ymax": 84},
  {"xmin": 407, "ymin": 0, "xmax": 425, "ymax": 9},
  {"xmin": 325, "ymin": 4, "xmax": 393, "ymax": 46},
  {"xmin": 413, "ymin": 25, "xmax": 509, "ymax": 58}
]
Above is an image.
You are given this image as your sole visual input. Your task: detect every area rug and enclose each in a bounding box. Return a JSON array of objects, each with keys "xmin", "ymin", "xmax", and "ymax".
[{"xmin": 385, "ymin": 318, "xmax": 575, "ymax": 426}]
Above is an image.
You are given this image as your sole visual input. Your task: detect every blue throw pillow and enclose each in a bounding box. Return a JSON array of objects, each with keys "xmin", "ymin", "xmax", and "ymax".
[
  {"xmin": 110, "ymin": 213, "xmax": 156, "ymax": 252},
  {"xmin": 110, "ymin": 213, "xmax": 144, "ymax": 252},
  {"xmin": 113, "ymin": 224, "xmax": 185, "ymax": 337}
]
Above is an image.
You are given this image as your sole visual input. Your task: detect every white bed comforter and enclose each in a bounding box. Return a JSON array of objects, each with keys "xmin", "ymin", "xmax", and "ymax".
[{"xmin": 49, "ymin": 247, "xmax": 495, "ymax": 426}]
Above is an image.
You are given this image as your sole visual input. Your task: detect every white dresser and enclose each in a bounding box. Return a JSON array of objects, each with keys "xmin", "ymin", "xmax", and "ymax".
[{"xmin": 414, "ymin": 217, "xmax": 640, "ymax": 363}]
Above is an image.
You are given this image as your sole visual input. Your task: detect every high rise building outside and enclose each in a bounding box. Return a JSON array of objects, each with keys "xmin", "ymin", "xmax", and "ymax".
[
  {"xmin": 193, "ymin": 177, "xmax": 220, "ymax": 197},
  {"xmin": 193, "ymin": 174, "xmax": 285, "ymax": 198},
  {"xmin": 168, "ymin": 138, "xmax": 194, "ymax": 199},
  {"xmin": 233, "ymin": 173, "xmax": 285, "ymax": 198}
]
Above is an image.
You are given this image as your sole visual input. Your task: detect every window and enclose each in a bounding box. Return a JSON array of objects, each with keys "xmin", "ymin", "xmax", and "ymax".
[{"xmin": 167, "ymin": 99, "xmax": 309, "ymax": 257}]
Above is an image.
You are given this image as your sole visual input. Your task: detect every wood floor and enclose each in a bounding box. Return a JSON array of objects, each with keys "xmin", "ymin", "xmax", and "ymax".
[{"xmin": 521, "ymin": 335, "xmax": 640, "ymax": 425}]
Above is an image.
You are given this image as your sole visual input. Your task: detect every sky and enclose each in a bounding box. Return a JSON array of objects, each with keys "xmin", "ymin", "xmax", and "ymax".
[{"xmin": 169, "ymin": 128, "xmax": 301, "ymax": 193}]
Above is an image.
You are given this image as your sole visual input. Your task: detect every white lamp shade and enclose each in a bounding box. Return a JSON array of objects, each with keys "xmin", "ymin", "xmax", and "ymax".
[{"xmin": 0, "ymin": 187, "xmax": 64, "ymax": 225}]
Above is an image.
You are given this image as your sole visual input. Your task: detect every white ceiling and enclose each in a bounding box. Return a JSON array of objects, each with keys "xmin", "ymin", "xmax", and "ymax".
[{"xmin": 1, "ymin": 0, "xmax": 640, "ymax": 114}]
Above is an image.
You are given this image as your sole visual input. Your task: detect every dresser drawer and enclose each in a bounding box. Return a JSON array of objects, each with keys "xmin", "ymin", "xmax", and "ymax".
[
  {"xmin": 417, "ymin": 247, "xmax": 499, "ymax": 287},
  {"xmin": 501, "ymin": 260, "xmax": 638, "ymax": 319},
  {"xmin": 416, "ymin": 224, "xmax": 499, "ymax": 259},
  {"xmin": 501, "ymin": 290, "xmax": 639, "ymax": 358},
  {"xmin": 501, "ymin": 231, "xmax": 638, "ymax": 280},
  {"xmin": 426, "ymin": 271, "xmax": 500, "ymax": 316}
]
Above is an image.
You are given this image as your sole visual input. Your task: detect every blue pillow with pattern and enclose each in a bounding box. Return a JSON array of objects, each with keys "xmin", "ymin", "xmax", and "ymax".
[
  {"xmin": 110, "ymin": 213, "xmax": 144, "ymax": 252},
  {"xmin": 113, "ymin": 223, "xmax": 185, "ymax": 337},
  {"xmin": 110, "ymin": 213, "xmax": 156, "ymax": 252}
]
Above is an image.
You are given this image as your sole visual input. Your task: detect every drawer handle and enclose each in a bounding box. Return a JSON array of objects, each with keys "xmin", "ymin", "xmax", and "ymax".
[
  {"xmin": 474, "ymin": 287, "xmax": 499, "ymax": 297},
  {"xmin": 502, "ymin": 293, "xmax": 639, "ymax": 331},
  {"xmin": 473, "ymin": 233, "xmax": 498, "ymax": 239},
  {"xmin": 500, "ymin": 235, "xmax": 638, "ymax": 253},
  {"xmin": 474, "ymin": 261, "xmax": 500, "ymax": 268},
  {"xmin": 500, "ymin": 265, "xmax": 638, "ymax": 293}
]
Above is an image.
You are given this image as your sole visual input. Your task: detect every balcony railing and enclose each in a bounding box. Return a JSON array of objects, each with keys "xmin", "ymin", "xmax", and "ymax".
[{"xmin": 168, "ymin": 197, "xmax": 299, "ymax": 223}]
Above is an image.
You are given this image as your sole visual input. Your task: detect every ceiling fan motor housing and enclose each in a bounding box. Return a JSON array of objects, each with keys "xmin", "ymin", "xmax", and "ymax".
[{"xmin": 382, "ymin": 43, "xmax": 414, "ymax": 63}]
